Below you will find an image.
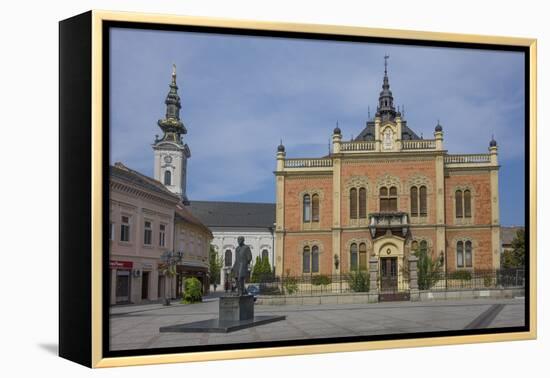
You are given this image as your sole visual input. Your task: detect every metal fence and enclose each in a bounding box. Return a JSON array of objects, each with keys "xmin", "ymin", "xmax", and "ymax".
[
  {"xmin": 248, "ymin": 268, "xmax": 524, "ymax": 296},
  {"xmin": 250, "ymin": 272, "xmax": 371, "ymax": 296},
  {"xmin": 416, "ymin": 269, "xmax": 525, "ymax": 291}
]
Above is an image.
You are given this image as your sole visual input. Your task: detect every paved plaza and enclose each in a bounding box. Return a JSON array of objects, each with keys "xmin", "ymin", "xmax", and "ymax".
[{"xmin": 109, "ymin": 296, "xmax": 525, "ymax": 351}]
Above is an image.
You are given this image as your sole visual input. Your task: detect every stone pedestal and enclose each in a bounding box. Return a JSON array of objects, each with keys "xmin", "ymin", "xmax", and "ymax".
[
  {"xmin": 159, "ymin": 294, "xmax": 285, "ymax": 333},
  {"xmin": 219, "ymin": 295, "xmax": 254, "ymax": 322},
  {"xmin": 369, "ymin": 258, "xmax": 379, "ymax": 295},
  {"xmin": 408, "ymin": 255, "xmax": 420, "ymax": 301}
]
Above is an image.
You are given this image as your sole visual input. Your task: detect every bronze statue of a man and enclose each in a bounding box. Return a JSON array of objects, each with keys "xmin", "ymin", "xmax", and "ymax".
[{"xmin": 232, "ymin": 236, "xmax": 252, "ymax": 295}]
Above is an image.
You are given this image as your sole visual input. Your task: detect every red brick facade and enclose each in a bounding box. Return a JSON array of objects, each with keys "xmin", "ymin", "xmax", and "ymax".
[
  {"xmin": 275, "ymin": 129, "xmax": 500, "ymax": 279},
  {"xmin": 274, "ymin": 70, "xmax": 500, "ymax": 281}
]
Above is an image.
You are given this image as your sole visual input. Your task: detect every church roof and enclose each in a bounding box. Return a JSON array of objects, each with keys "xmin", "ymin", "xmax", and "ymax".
[
  {"xmin": 110, "ymin": 162, "xmax": 180, "ymax": 201},
  {"xmin": 353, "ymin": 56, "xmax": 421, "ymax": 142},
  {"xmin": 175, "ymin": 203, "xmax": 213, "ymax": 237},
  {"xmin": 354, "ymin": 120, "xmax": 420, "ymax": 141},
  {"xmin": 186, "ymin": 200, "xmax": 276, "ymax": 229}
]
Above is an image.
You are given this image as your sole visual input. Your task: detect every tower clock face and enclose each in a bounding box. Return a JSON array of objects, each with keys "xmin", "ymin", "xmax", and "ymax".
[{"xmin": 164, "ymin": 155, "xmax": 173, "ymax": 164}]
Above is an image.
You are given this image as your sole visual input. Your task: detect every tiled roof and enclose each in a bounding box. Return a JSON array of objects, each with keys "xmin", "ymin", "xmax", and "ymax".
[
  {"xmin": 501, "ymin": 226, "xmax": 524, "ymax": 246},
  {"xmin": 186, "ymin": 200, "xmax": 276, "ymax": 229},
  {"xmin": 175, "ymin": 203, "xmax": 213, "ymax": 237},
  {"xmin": 110, "ymin": 162, "xmax": 180, "ymax": 201},
  {"xmin": 355, "ymin": 120, "xmax": 420, "ymax": 141}
]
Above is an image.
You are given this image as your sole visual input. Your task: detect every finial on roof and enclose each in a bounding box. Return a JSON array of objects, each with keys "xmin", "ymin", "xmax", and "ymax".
[
  {"xmin": 334, "ymin": 120, "xmax": 341, "ymax": 135},
  {"xmin": 490, "ymin": 134, "xmax": 497, "ymax": 147},
  {"xmin": 368, "ymin": 106, "xmax": 371, "ymax": 120},
  {"xmin": 384, "ymin": 54, "xmax": 389, "ymax": 75},
  {"xmin": 435, "ymin": 120, "xmax": 443, "ymax": 132},
  {"xmin": 277, "ymin": 139, "xmax": 285, "ymax": 152}
]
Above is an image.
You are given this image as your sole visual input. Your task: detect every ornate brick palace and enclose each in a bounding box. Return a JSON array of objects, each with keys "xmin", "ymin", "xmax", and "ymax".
[{"xmin": 273, "ymin": 58, "xmax": 500, "ymax": 290}]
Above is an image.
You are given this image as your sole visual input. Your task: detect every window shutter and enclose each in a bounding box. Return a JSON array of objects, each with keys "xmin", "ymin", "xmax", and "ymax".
[
  {"xmin": 455, "ymin": 190, "xmax": 463, "ymax": 218},
  {"xmin": 350, "ymin": 188, "xmax": 357, "ymax": 219},
  {"xmin": 359, "ymin": 188, "xmax": 367, "ymax": 218},
  {"xmin": 410, "ymin": 186, "xmax": 418, "ymax": 216}
]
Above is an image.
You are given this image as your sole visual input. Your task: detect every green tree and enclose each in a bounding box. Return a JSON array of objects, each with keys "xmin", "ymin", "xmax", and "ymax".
[
  {"xmin": 502, "ymin": 229, "xmax": 525, "ymax": 268},
  {"xmin": 251, "ymin": 255, "xmax": 272, "ymax": 282},
  {"xmin": 414, "ymin": 243, "xmax": 442, "ymax": 290},
  {"xmin": 261, "ymin": 255, "xmax": 272, "ymax": 276},
  {"xmin": 181, "ymin": 277, "xmax": 202, "ymax": 304},
  {"xmin": 348, "ymin": 270, "xmax": 369, "ymax": 292},
  {"xmin": 209, "ymin": 245, "xmax": 223, "ymax": 291},
  {"xmin": 251, "ymin": 256, "xmax": 262, "ymax": 282}
]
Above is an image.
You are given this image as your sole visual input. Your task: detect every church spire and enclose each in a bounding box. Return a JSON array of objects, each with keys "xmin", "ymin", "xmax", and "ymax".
[
  {"xmin": 157, "ymin": 64, "xmax": 186, "ymax": 144},
  {"xmin": 376, "ymin": 55, "xmax": 397, "ymax": 122}
]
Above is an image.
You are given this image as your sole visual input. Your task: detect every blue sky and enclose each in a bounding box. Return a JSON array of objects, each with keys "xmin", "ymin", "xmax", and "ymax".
[{"xmin": 110, "ymin": 28, "xmax": 525, "ymax": 226}]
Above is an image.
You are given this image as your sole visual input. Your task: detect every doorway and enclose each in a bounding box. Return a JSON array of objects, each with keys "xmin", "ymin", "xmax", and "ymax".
[
  {"xmin": 141, "ymin": 271, "xmax": 150, "ymax": 300},
  {"xmin": 380, "ymin": 257, "xmax": 398, "ymax": 292},
  {"xmin": 115, "ymin": 270, "xmax": 131, "ymax": 303}
]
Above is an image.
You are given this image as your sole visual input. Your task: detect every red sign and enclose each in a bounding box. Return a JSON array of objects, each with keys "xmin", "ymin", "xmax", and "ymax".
[{"xmin": 110, "ymin": 260, "xmax": 133, "ymax": 269}]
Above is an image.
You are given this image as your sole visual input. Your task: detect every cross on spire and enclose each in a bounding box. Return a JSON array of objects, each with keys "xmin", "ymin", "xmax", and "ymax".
[{"xmin": 384, "ymin": 54, "xmax": 390, "ymax": 74}]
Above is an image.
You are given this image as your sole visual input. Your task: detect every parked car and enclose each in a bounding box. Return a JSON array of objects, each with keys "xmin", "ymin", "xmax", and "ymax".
[{"xmin": 247, "ymin": 284, "xmax": 260, "ymax": 302}]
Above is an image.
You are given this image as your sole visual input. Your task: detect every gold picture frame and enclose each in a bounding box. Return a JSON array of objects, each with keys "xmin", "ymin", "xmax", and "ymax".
[{"xmin": 59, "ymin": 9, "xmax": 537, "ymax": 368}]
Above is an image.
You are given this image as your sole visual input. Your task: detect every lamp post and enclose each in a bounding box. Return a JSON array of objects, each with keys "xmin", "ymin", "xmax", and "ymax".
[{"xmin": 160, "ymin": 250, "xmax": 183, "ymax": 306}]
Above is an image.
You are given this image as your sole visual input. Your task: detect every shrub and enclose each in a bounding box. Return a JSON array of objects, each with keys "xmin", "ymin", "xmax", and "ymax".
[
  {"xmin": 449, "ymin": 270, "xmax": 472, "ymax": 280},
  {"xmin": 484, "ymin": 276, "xmax": 493, "ymax": 288},
  {"xmin": 251, "ymin": 255, "xmax": 273, "ymax": 283},
  {"xmin": 283, "ymin": 276, "xmax": 298, "ymax": 295},
  {"xmin": 349, "ymin": 270, "xmax": 369, "ymax": 292},
  {"xmin": 251, "ymin": 256, "xmax": 262, "ymax": 282},
  {"xmin": 181, "ymin": 277, "xmax": 202, "ymax": 304},
  {"xmin": 415, "ymin": 248, "xmax": 442, "ymax": 290},
  {"xmin": 311, "ymin": 274, "xmax": 332, "ymax": 286}
]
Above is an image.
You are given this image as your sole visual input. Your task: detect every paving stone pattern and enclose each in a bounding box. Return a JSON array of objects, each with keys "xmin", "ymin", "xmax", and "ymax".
[{"xmin": 109, "ymin": 297, "xmax": 525, "ymax": 351}]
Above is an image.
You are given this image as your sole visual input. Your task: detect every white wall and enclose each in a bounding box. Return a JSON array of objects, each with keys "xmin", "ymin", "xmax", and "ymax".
[
  {"xmin": 210, "ymin": 230, "xmax": 275, "ymax": 288},
  {"xmin": 2, "ymin": 0, "xmax": 547, "ymax": 377}
]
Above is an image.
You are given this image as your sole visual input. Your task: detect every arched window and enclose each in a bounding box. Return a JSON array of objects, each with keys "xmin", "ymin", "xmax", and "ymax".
[
  {"xmin": 350, "ymin": 243, "xmax": 358, "ymax": 271},
  {"xmin": 389, "ymin": 187, "xmax": 397, "ymax": 211},
  {"xmin": 164, "ymin": 170, "xmax": 171, "ymax": 186},
  {"xmin": 311, "ymin": 194, "xmax": 320, "ymax": 222},
  {"xmin": 303, "ymin": 194, "xmax": 311, "ymax": 222},
  {"xmin": 456, "ymin": 241, "xmax": 464, "ymax": 267},
  {"xmin": 464, "ymin": 190, "xmax": 472, "ymax": 218},
  {"xmin": 455, "ymin": 190, "xmax": 463, "ymax": 218},
  {"xmin": 311, "ymin": 246, "xmax": 319, "ymax": 273},
  {"xmin": 411, "ymin": 240, "xmax": 418, "ymax": 252},
  {"xmin": 410, "ymin": 186, "xmax": 418, "ymax": 216},
  {"xmin": 419, "ymin": 186, "xmax": 427, "ymax": 216},
  {"xmin": 261, "ymin": 249, "xmax": 269, "ymax": 261},
  {"xmin": 350, "ymin": 188, "xmax": 358, "ymax": 219},
  {"xmin": 380, "ymin": 186, "xmax": 398, "ymax": 212},
  {"xmin": 224, "ymin": 249, "xmax": 232, "ymax": 267},
  {"xmin": 359, "ymin": 188, "xmax": 367, "ymax": 219},
  {"xmin": 302, "ymin": 246, "xmax": 311, "ymax": 273},
  {"xmin": 359, "ymin": 243, "xmax": 367, "ymax": 270},
  {"xmin": 465, "ymin": 241, "xmax": 473, "ymax": 267}
]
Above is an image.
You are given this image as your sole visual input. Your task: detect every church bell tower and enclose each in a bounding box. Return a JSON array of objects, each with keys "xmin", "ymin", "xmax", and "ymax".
[{"xmin": 153, "ymin": 65, "xmax": 191, "ymax": 204}]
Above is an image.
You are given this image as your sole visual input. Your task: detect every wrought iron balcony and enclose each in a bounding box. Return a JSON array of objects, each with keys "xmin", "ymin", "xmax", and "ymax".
[{"xmin": 368, "ymin": 212, "xmax": 409, "ymax": 239}]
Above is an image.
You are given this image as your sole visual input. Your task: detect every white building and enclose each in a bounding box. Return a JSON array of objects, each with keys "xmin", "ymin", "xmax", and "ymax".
[
  {"xmin": 187, "ymin": 201, "xmax": 276, "ymax": 290},
  {"xmin": 152, "ymin": 64, "xmax": 191, "ymax": 204}
]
